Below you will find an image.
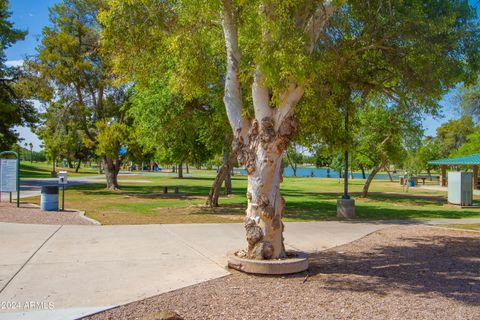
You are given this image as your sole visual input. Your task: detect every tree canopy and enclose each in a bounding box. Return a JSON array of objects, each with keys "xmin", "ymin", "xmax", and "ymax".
[
  {"xmin": 436, "ymin": 115, "xmax": 475, "ymax": 156},
  {"xmin": 99, "ymin": 0, "xmax": 480, "ymax": 259},
  {"xmin": 128, "ymin": 75, "xmax": 228, "ymax": 174},
  {"xmin": 0, "ymin": 0, "xmax": 37, "ymax": 150}
]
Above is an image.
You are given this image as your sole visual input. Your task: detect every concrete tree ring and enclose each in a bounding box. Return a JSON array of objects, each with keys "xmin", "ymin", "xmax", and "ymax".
[{"xmin": 227, "ymin": 250, "xmax": 308, "ymax": 275}]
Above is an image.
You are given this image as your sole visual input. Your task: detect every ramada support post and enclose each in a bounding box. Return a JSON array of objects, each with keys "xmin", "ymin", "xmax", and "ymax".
[
  {"xmin": 440, "ymin": 165, "xmax": 447, "ymax": 187},
  {"xmin": 472, "ymin": 165, "xmax": 478, "ymax": 190}
]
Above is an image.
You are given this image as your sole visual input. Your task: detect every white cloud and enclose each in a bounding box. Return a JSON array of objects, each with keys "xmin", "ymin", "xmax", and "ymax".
[{"xmin": 5, "ymin": 60, "xmax": 24, "ymax": 67}]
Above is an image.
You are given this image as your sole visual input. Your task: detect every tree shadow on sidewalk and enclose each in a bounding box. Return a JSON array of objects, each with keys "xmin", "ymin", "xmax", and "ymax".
[{"xmin": 307, "ymin": 231, "xmax": 480, "ymax": 305}]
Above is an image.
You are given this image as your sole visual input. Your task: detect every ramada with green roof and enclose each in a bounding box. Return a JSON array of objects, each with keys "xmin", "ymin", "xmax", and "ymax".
[
  {"xmin": 429, "ymin": 154, "xmax": 480, "ymax": 166},
  {"xmin": 429, "ymin": 154, "xmax": 480, "ymax": 189}
]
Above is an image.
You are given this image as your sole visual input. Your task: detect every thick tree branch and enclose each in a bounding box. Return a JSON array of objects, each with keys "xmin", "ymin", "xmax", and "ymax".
[
  {"xmin": 221, "ymin": 0, "xmax": 245, "ymax": 138},
  {"xmin": 274, "ymin": 83, "xmax": 305, "ymax": 130},
  {"xmin": 252, "ymin": 68, "xmax": 273, "ymax": 122},
  {"xmin": 74, "ymin": 82, "xmax": 96, "ymax": 143},
  {"xmin": 304, "ymin": 1, "xmax": 337, "ymax": 54},
  {"xmin": 272, "ymin": 1, "xmax": 337, "ymax": 128}
]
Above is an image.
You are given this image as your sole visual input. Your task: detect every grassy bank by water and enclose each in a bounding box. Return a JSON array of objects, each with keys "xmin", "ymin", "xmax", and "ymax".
[{"xmin": 20, "ymin": 162, "xmax": 98, "ymax": 179}]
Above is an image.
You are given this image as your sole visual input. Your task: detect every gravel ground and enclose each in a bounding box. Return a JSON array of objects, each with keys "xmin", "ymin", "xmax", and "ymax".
[
  {"xmin": 85, "ymin": 226, "xmax": 480, "ymax": 320},
  {"xmin": 0, "ymin": 202, "xmax": 95, "ymax": 225}
]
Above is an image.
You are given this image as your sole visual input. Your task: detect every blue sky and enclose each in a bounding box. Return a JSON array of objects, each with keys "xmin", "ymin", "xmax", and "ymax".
[
  {"xmin": 5, "ymin": 0, "xmax": 480, "ymax": 151},
  {"xmin": 7, "ymin": 0, "xmax": 58, "ymax": 151}
]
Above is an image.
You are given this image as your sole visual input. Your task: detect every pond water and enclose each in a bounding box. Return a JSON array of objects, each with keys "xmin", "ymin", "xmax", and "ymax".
[{"xmin": 236, "ymin": 167, "xmax": 400, "ymax": 180}]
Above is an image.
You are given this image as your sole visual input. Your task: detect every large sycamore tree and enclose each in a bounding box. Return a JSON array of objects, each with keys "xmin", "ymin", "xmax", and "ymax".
[{"xmin": 101, "ymin": 0, "xmax": 479, "ymax": 260}]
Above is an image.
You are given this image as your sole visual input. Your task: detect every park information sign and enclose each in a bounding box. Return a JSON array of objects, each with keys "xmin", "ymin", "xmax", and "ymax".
[
  {"xmin": 0, "ymin": 151, "xmax": 20, "ymax": 207},
  {"xmin": 0, "ymin": 158, "xmax": 17, "ymax": 192}
]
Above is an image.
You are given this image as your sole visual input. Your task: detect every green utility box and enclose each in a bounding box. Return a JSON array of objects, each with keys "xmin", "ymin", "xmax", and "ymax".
[{"xmin": 448, "ymin": 172, "xmax": 473, "ymax": 206}]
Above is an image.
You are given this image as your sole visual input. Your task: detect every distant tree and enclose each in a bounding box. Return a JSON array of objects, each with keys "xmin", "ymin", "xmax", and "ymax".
[
  {"xmin": 309, "ymin": 146, "xmax": 333, "ymax": 169},
  {"xmin": 329, "ymin": 153, "xmax": 344, "ymax": 179},
  {"xmin": 351, "ymin": 151, "xmax": 372, "ymax": 179},
  {"xmin": 412, "ymin": 136, "xmax": 442, "ymax": 179},
  {"xmin": 95, "ymin": 121, "xmax": 129, "ymax": 187},
  {"xmin": 436, "ymin": 115, "xmax": 475, "ymax": 156},
  {"xmin": 453, "ymin": 127, "xmax": 480, "ymax": 156},
  {"xmin": 285, "ymin": 143, "xmax": 303, "ymax": 177},
  {"xmin": 36, "ymin": 103, "xmax": 64, "ymax": 175},
  {"xmin": 124, "ymin": 130, "xmax": 155, "ymax": 171},
  {"xmin": 128, "ymin": 78, "xmax": 226, "ymax": 179},
  {"xmin": 0, "ymin": 0, "xmax": 37, "ymax": 150},
  {"xmin": 354, "ymin": 100, "xmax": 422, "ymax": 197},
  {"xmin": 32, "ymin": 149, "xmax": 47, "ymax": 162},
  {"xmin": 22, "ymin": 0, "xmax": 129, "ymax": 189},
  {"xmin": 458, "ymin": 78, "xmax": 480, "ymax": 122}
]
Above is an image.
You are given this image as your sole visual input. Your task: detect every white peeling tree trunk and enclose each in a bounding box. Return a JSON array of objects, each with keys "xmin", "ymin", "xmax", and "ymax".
[
  {"xmin": 220, "ymin": 0, "xmax": 335, "ymax": 260},
  {"xmin": 235, "ymin": 74, "xmax": 301, "ymax": 259},
  {"xmin": 240, "ymin": 115, "xmax": 298, "ymax": 259}
]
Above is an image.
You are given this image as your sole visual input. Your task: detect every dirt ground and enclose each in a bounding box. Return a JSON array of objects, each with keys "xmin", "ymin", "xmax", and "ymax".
[
  {"xmin": 84, "ymin": 225, "xmax": 480, "ymax": 320},
  {"xmin": 0, "ymin": 201, "xmax": 95, "ymax": 225}
]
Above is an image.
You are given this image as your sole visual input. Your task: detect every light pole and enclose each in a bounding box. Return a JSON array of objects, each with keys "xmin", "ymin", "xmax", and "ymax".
[
  {"xmin": 342, "ymin": 106, "xmax": 350, "ymax": 200},
  {"xmin": 336, "ymin": 104, "xmax": 355, "ymax": 219}
]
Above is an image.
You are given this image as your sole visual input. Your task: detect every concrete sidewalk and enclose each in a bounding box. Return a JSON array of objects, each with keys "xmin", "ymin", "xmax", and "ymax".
[{"xmin": 0, "ymin": 221, "xmax": 392, "ymax": 320}]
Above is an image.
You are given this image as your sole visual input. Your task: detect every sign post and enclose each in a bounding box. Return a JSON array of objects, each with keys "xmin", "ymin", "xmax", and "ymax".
[
  {"xmin": 0, "ymin": 151, "xmax": 20, "ymax": 207},
  {"xmin": 58, "ymin": 171, "xmax": 67, "ymax": 211}
]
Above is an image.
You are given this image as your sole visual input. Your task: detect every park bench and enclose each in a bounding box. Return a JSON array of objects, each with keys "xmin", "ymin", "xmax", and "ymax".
[
  {"xmin": 162, "ymin": 186, "xmax": 180, "ymax": 194},
  {"xmin": 415, "ymin": 176, "xmax": 427, "ymax": 185}
]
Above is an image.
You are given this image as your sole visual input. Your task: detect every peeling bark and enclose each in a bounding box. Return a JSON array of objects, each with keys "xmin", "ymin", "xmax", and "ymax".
[
  {"xmin": 221, "ymin": 0, "xmax": 244, "ymax": 135},
  {"xmin": 220, "ymin": 0, "xmax": 336, "ymax": 260},
  {"xmin": 235, "ymin": 115, "xmax": 297, "ymax": 259}
]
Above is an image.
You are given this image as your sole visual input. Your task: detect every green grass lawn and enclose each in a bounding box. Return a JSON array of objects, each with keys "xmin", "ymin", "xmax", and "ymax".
[
  {"xmin": 20, "ymin": 162, "xmax": 98, "ymax": 179},
  {"xmin": 23, "ymin": 172, "xmax": 480, "ymax": 225}
]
